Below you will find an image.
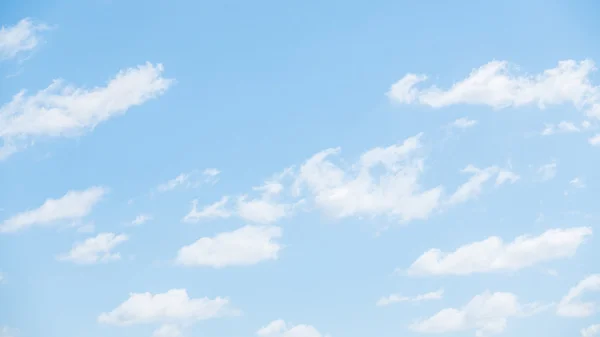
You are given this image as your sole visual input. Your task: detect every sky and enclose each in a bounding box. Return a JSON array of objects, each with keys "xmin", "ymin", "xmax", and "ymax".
[{"xmin": 1, "ymin": 0, "xmax": 600, "ymax": 337}]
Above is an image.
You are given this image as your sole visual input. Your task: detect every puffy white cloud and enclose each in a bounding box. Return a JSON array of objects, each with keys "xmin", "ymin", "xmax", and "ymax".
[
  {"xmin": 0, "ymin": 62, "xmax": 173, "ymax": 159},
  {"xmin": 557, "ymin": 274, "xmax": 600, "ymax": 317},
  {"xmin": 590, "ymin": 134, "xmax": 600, "ymax": 146},
  {"xmin": 410, "ymin": 291, "xmax": 543, "ymax": 336},
  {"xmin": 153, "ymin": 324, "xmax": 182, "ymax": 337},
  {"xmin": 257, "ymin": 320, "xmax": 326, "ymax": 337},
  {"xmin": 387, "ymin": 60, "xmax": 600, "ymax": 119},
  {"xmin": 98, "ymin": 289, "xmax": 234, "ymax": 326},
  {"xmin": 175, "ymin": 225, "xmax": 282, "ymax": 268},
  {"xmin": 408, "ymin": 227, "xmax": 592, "ymax": 275},
  {"xmin": 293, "ymin": 134, "xmax": 443, "ymax": 222},
  {"xmin": 0, "ymin": 186, "xmax": 106, "ymax": 233},
  {"xmin": 450, "ymin": 117, "xmax": 477, "ymax": 129},
  {"xmin": 542, "ymin": 121, "xmax": 582, "ymax": 135},
  {"xmin": 377, "ymin": 289, "xmax": 443, "ymax": 307},
  {"xmin": 236, "ymin": 179, "xmax": 292, "ymax": 224},
  {"xmin": 570, "ymin": 177, "xmax": 586, "ymax": 189},
  {"xmin": 495, "ymin": 169, "xmax": 519, "ymax": 186},
  {"xmin": 447, "ymin": 165, "xmax": 498, "ymax": 205},
  {"xmin": 158, "ymin": 169, "xmax": 220, "ymax": 192},
  {"xmin": 537, "ymin": 162, "xmax": 557, "ymax": 181},
  {"xmin": 582, "ymin": 324, "xmax": 600, "ymax": 337},
  {"xmin": 0, "ymin": 18, "xmax": 49, "ymax": 60},
  {"xmin": 182, "ymin": 197, "xmax": 231, "ymax": 223},
  {"xmin": 57, "ymin": 232, "xmax": 128, "ymax": 264},
  {"xmin": 131, "ymin": 214, "xmax": 152, "ymax": 226}
]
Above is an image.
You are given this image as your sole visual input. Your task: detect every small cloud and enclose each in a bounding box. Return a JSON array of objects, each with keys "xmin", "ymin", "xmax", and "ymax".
[
  {"xmin": 76, "ymin": 223, "xmax": 95, "ymax": 233},
  {"xmin": 570, "ymin": 177, "xmax": 586, "ymax": 189},
  {"xmin": 450, "ymin": 117, "xmax": 477, "ymax": 129},
  {"xmin": 131, "ymin": 214, "xmax": 152, "ymax": 226},
  {"xmin": 377, "ymin": 289, "xmax": 443, "ymax": 306},
  {"xmin": 537, "ymin": 161, "xmax": 557, "ymax": 182},
  {"xmin": 57, "ymin": 233, "xmax": 128, "ymax": 264}
]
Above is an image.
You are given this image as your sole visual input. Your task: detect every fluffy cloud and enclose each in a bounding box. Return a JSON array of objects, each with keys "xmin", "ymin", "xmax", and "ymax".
[
  {"xmin": 131, "ymin": 214, "xmax": 152, "ymax": 226},
  {"xmin": 257, "ymin": 320, "xmax": 326, "ymax": 337},
  {"xmin": 570, "ymin": 177, "xmax": 586, "ymax": 189},
  {"xmin": 450, "ymin": 117, "xmax": 477, "ymax": 129},
  {"xmin": 183, "ymin": 197, "xmax": 231, "ymax": 223},
  {"xmin": 447, "ymin": 165, "xmax": 499, "ymax": 205},
  {"xmin": 557, "ymin": 274, "xmax": 600, "ymax": 317},
  {"xmin": 153, "ymin": 324, "xmax": 182, "ymax": 337},
  {"xmin": 542, "ymin": 121, "xmax": 586, "ymax": 136},
  {"xmin": 590, "ymin": 134, "xmax": 600, "ymax": 146},
  {"xmin": 537, "ymin": 162, "xmax": 557, "ymax": 181},
  {"xmin": 495, "ymin": 169, "xmax": 520, "ymax": 186},
  {"xmin": 98, "ymin": 289, "xmax": 234, "ymax": 326},
  {"xmin": 175, "ymin": 225, "xmax": 282, "ymax": 267},
  {"xmin": 582, "ymin": 324, "xmax": 600, "ymax": 337},
  {"xmin": 0, "ymin": 186, "xmax": 106, "ymax": 233},
  {"xmin": 409, "ymin": 291, "xmax": 542, "ymax": 336},
  {"xmin": 408, "ymin": 227, "xmax": 592, "ymax": 275},
  {"xmin": 157, "ymin": 168, "xmax": 219, "ymax": 192},
  {"xmin": 377, "ymin": 289, "xmax": 443, "ymax": 307},
  {"xmin": 57, "ymin": 232, "xmax": 128, "ymax": 264},
  {"xmin": 293, "ymin": 134, "xmax": 443, "ymax": 222},
  {"xmin": 0, "ymin": 18, "xmax": 49, "ymax": 60},
  {"xmin": 0, "ymin": 62, "xmax": 173, "ymax": 159},
  {"xmin": 387, "ymin": 59, "xmax": 600, "ymax": 119}
]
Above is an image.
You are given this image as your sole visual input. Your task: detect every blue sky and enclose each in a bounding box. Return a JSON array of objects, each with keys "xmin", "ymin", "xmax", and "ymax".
[{"xmin": 1, "ymin": 1, "xmax": 600, "ymax": 337}]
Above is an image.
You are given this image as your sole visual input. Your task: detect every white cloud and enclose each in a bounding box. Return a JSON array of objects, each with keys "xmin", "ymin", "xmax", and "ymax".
[
  {"xmin": 450, "ymin": 117, "xmax": 477, "ymax": 129},
  {"xmin": 0, "ymin": 62, "xmax": 173, "ymax": 159},
  {"xmin": 542, "ymin": 121, "xmax": 581, "ymax": 135},
  {"xmin": 257, "ymin": 320, "xmax": 326, "ymax": 337},
  {"xmin": 570, "ymin": 177, "xmax": 586, "ymax": 189},
  {"xmin": 447, "ymin": 165, "xmax": 498, "ymax": 205},
  {"xmin": 175, "ymin": 225, "xmax": 282, "ymax": 268},
  {"xmin": 409, "ymin": 291, "xmax": 542, "ymax": 336},
  {"xmin": 131, "ymin": 214, "xmax": 152, "ymax": 226},
  {"xmin": 590, "ymin": 134, "xmax": 600, "ymax": 146},
  {"xmin": 153, "ymin": 324, "xmax": 182, "ymax": 337},
  {"xmin": 0, "ymin": 186, "xmax": 106, "ymax": 233},
  {"xmin": 408, "ymin": 227, "xmax": 592, "ymax": 275},
  {"xmin": 98, "ymin": 288, "xmax": 234, "ymax": 326},
  {"xmin": 57, "ymin": 232, "xmax": 128, "ymax": 264},
  {"xmin": 495, "ymin": 169, "xmax": 520, "ymax": 186},
  {"xmin": 557, "ymin": 274, "xmax": 600, "ymax": 317},
  {"xmin": 76, "ymin": 222, "xmax": 95, "ymax": 233},
  {"xmin": 0, "ymin": 326, "xmax": 17, "ymax": 337},
  {"xmin": 387, "ymin": 60, "xmax": 600, "ymax": 119},
  {"xmin": 0, "ymin": 18, "xmax": 49, "ymax": 60},
  {"xmin": 293, "ymin": 134, "xmax": 443, "ymax": 223},
  {"xmin": 537, "ymin": 161, "xmax": 557, "ymax": 181},
  {"xmin": 582, "ymin": 324, "xmax": 600, "ymax": 337},
  {"xmin": 182, "ymin": 197, "xmax": 231, "ymax": 223},
  {"xmin": 158, "ymin": 169, "xmax": 220, "ymax": 192},
  {"xmin": 236, "ymin": 179, "xmax": 292, "ymax": 224},
  {"xmin": 377, "ymin": 289, "xmax": 443, "ymax": 307}
]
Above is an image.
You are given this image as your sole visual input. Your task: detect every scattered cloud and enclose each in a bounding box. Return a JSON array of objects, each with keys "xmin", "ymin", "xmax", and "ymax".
[
  {"xmin": 57, "ymin": 232, "xmax": 128, "ymax": 264},
  {"xmin": 557, "ymin": 274, "xmax": 600, "ymax": 317},
  {"xmin": 76, "ymin": 222, "xmax": 95, "ymax": 233},
  {"xmin": 541, "ymin": 121, "xmax": 583, "ymax": 136},
  {"xmin": 0, "ymin": 326, "xmax": 17, "ymax": 337},
  {"xmin": 131, "ymin": 214, "xmax": 152, "ymax": 226},
  {"xmin": 495, "ymin": 169, "xmax": 520, "ymax": 186},
  {"xmin": 570, "ymin": 177, "xmax": 586, "ymax": 189},
  {"xmin": 153, "ymin": 324, "xmax": 182, "ymax": 337},
  {"xmin": 183, "ymin": 197, "xmax": 231, "ymax": 223},
  {"xmin": 98, "ymin": 288, "xmax": 235, "ymax": 326},
  {"xmin": 293, "ymin": 133, "xmax": 443, "ymax": 222},
  {"xmin": 175, "ymin": 225, "xmax": 282, "ymax": 268},
  {"xmin": 0, "ymin": 63, "xmax": 173, "ymax": 159},
  {"xmin": 257, "ymin": 320, "xmax": 327, "ymax": 337},
  {"xmin": 387, "ymin": 59, "xmax": 600, "ymax": 120},
  {"xmin": 0, "ymin": 186, "xmax": 106, "ymax": 233},
  {"xmin": 407, "ymin": 227, "xmax": 592, "ymax": 275},
  {"xmin": 590, "ymin": 134, "xmax": 600, "ymax": 146},
  {"xmin": 537, "ymin": 161, "xmax": 557, "ymax": 181},
  {"xmin": 450, "ymin": 117, "xmax": 477, "ymax": 129},
  {"xmin": 582, "ymin": 324, "xmax": 600, "ymax": 337},
  {"xmin": 447, "ymin": 165, "xmax": 499, "ymax": 205},
  {"xmin": 0, "ymin": 18, "xmax": 50, "ymax": 61},
  {"xmin": 157, "ymin": 169, "xmax": 220, "ymax": 193},
  {"xmin": 377, "ymin": 289, "xmax": 443, "ymax": 307},
  {"xmin": 409, "ymin": 291, "xmax": 545, "ymax": 336}
]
